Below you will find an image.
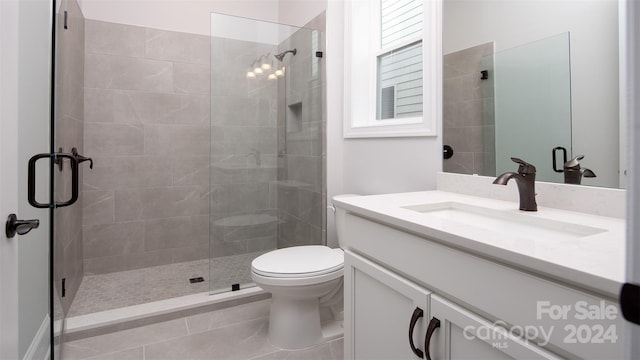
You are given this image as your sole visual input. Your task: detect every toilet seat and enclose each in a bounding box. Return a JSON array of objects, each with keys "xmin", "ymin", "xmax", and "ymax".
[{"xmin": 251, "ymin": 246, "xmax": 344, "ymax": 286}]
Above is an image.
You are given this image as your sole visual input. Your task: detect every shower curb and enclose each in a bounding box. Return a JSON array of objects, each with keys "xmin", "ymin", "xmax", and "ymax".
[{"xmin": 61, "ymin": 287, "xmax": 269, "ymax": 342}]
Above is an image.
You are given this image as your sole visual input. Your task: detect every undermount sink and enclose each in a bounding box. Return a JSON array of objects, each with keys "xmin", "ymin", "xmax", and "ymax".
[{"xmin": 402, "ymin": 201, "xmax": 606, "ymax": 241}]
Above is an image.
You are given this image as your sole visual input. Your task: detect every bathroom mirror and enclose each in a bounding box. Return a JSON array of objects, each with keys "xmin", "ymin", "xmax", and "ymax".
[{"xmin": 442, "ymin": 0, "xmax": 623, "ymax": 189}]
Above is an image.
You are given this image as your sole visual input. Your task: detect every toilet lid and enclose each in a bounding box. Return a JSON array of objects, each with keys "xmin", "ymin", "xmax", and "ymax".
[{"xmin": 252, "ymin": 245, "xmax": 344, "ymax": 278}]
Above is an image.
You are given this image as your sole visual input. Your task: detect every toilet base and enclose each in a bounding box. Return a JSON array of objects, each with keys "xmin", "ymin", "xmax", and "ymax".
[{"xmin": 268, "ymin": 296, "xmax": 343, "ymax": 350}]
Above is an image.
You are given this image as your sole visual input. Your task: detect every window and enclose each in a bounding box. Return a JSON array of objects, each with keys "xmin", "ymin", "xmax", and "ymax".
[
  {"xmin": 377, "ymin": 40, "xmax": 423, "ymax": 120},
  {"xmin": 344, "ymin": 0, "xmax": 440, "ymax": 138}
]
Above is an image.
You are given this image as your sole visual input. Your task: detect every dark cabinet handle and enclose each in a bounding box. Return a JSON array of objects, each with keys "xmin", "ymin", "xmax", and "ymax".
[
  {"xmin": 28, "ymin": 152, "xmax": 78, "ymax": 208},
  {"xmin": 424, "ymin": 317, "xmax": 440, "ymax": 360},
  {"xmin": 408, "ymin": 307, "xmax": 424, "ymax": 358}
]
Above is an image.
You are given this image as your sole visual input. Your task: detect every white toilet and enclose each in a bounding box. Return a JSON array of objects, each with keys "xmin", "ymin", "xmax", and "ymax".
[{"xmin": 250, "ymin": 195, "xmax": 355, "ymax": 350}]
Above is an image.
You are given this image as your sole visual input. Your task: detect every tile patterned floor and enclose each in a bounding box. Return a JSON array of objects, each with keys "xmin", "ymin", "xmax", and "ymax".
[
  {"xmin": 209, "ymin": 252, "xmax": 267, "ymax": 293},
  {"xmin": 63, "ymin": 299, "xmax": 344, "ymax": 360},
  {"xmin": 69, "ymin": 252, "xmax": 266, "ymax": 317}
]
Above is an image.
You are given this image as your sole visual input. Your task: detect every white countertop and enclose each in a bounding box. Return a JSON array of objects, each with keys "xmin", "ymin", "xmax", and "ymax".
[{"xmin": 333, "ymin": 190, "xmax": 625, "ymax": 298}]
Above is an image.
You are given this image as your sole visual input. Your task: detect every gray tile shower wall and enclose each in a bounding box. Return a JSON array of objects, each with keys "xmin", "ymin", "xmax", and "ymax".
[
  {"xmin": 83, "ymin": 15, "xmax": 326, "ymax": 275},
  {"xmin": 443, "ymin": 42, "xmax": 496, "ymax": 176},
  {"xmin": 82, "ymin": 20, "xmax": 212, "ymax": 274},
  {"xmin": 55, "ymin": 0, "xmax": 85, "ymax": 312}
]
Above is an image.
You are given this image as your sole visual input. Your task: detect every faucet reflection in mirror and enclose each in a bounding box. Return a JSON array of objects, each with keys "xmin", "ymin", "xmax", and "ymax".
[
  {"xmin": 562, "ymin": 156, "xmax": 596, "ymax": 185},
  {"xmin": 552, "ymin": 146, "xmax": 596, "ymax": 185}
]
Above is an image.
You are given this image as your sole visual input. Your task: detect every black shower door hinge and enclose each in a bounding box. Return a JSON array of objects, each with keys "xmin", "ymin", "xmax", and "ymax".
[
  {"xmin": 64, "ymin": 10, "xmax": 68, "ymax": 30},
  {"xmin": 62, "ymin": 278, "xmax": 66, "ymax": 298}
]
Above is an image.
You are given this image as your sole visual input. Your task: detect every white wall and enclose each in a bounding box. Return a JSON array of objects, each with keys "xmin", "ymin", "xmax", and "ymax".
[
  {"xmin": 80, "ymin": 0, "xmax": 328, "ymax": 38},
  {"xmin": 443, "ymin": 0, "xmax": 619, "ymax": 188},
  {"xmin": 325, "ymin": 0, "xmax": 344, "ymax": 248},
  {"xmin": 17, "ymin": 0, "xmax": 53, "ymax": 357},
  {"xmin": 2, "ymin": 2, "xmax": 54, "ymax": 357},
  {"xmin": 342, "ymin": 139, "xmax": 440, "ymax": 194},
  {"xmin": 79, "ymin": 0, "xmax": 281, "ymax": 35},
  {"xmin": 0, "ymin": 1, "xmax": 20, "ymax": 358},
  {"xmin": 325, "ymin": 0, "xmax": 442, "ymax": 247},
  {"xmin": 279, "ymin": 0, "xmax": 327, "ymax": 27},
  {"xmin": 337, "ymin": 0, "xmax": 441, "ymax": 197}
]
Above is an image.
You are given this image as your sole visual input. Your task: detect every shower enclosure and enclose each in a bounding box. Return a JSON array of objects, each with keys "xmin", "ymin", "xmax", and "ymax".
[
  {"xmin": 208, "ymin": 13, "xmax": 326, "ymax": 294},
  {"xmin": 52, "ymin": 5, "xmax": 326, "ymax": 354}
]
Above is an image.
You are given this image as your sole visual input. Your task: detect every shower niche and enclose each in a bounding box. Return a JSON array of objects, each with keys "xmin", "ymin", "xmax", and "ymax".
[{"xmin": 287, "ymin": 103, "xmax": 302, "ymax": 133}]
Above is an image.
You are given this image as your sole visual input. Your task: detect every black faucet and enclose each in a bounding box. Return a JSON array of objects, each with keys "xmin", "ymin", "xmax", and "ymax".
[
  {"xmin": 562, "ymin": 155, "xmax": 596, "ymax": 185},
  {"xmin": 493, "ymin": 157, "xmax": 537, "ymax": 211},
  {"xmin": 552, "ymin": 148, "xmax": 596, "ymax": 185}
]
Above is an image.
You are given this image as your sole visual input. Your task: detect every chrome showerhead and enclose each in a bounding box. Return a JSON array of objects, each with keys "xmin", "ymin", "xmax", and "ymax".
[{"xmin": 274, "ymin": 48, "xmax": 297, "ymax": 62}]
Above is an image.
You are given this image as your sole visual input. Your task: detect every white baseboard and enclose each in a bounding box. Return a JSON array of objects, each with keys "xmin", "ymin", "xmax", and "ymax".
[{"xmin": 23, "ymin": 315, "xmax": 49, "ymax": 360}]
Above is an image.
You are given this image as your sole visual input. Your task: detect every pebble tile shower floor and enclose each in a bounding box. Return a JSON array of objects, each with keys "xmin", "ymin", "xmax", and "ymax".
[{"xmin": 69, "ymin": 252, "xmax": 266, "ymax": 317}]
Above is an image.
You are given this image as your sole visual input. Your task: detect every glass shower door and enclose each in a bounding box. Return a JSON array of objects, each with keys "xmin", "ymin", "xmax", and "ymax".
[
  {"xmin": 209, "ymin": 13, "xmax": 325, "ymax": 294},
  {"xmin": 51, "ymin": 0, "xmax": 86, "ymax": 357}
]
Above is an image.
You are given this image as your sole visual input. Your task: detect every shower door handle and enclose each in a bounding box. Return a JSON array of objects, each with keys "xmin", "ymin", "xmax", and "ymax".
[
  {"xmin": 28, "ymin": 152, "xmax": 79, "ymax": 208},
  {"xmin": 552, "ymin": 146, "xmax": 567, "ymax": 173}
]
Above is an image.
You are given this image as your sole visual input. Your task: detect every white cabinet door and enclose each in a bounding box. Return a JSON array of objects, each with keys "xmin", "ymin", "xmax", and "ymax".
[
  {"xmin": 345, "ymin": 251, "xmax": 430, "ymax": 360},
  {"xmin": 428, "ymin": 295, "xmax": 561, "ymax": 360}
]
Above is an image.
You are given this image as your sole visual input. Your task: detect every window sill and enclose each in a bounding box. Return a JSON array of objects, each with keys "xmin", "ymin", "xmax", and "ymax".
[{"xmin": 343, "ymin": 122, "xmax": 437, "ymax": 138}]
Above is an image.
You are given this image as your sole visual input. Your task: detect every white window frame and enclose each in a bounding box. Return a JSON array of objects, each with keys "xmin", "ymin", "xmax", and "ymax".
[{"xmin": 344, "ymin": 0, "xmax": 441, "ymax": 138}]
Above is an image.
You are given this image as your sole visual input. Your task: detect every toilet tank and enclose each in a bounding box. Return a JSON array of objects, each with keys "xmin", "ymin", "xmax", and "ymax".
[{"xmin": 332, "ymin": 194, "xmax": 360, "ymax": 248}]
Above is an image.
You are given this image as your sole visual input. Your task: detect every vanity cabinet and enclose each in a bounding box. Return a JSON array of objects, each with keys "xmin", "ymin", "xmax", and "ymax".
[
  {"xmin": 345, "ymin": 251, "xmax": 430, "ymax": 359},
  {"xmin": 345, "ymin": 250, "xmax": 559, "ymax": 359},
  {"xmin": 341, "ymin": 212, "xmax": 624, "ymax": 359}
]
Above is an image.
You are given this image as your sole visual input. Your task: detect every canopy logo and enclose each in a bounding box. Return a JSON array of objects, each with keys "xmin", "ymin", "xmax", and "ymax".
[
  {"xmin": 462, "ymin": 320, "xmax": 553, "ymax": 348},
  {"xmin": 462, "ymin": 300, "xmax": 619, "ymax": 350}
]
